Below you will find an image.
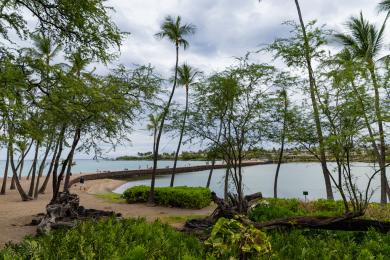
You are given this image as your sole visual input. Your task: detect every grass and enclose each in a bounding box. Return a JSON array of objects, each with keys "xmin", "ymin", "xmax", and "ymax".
[
  {"xmin": 159, "ymin": 214, "xmax": 208, "ymax": 225},
  {"xmin": 95, "ymin": 192, "xmax": 126, "ymax": 203}
]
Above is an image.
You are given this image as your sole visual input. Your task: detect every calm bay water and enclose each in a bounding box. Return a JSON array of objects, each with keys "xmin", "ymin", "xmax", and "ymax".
[
  {"xmin": 113, "ymin": 162, "xmax": 382, "ymax": 202},
  {"xmin": 0, "ymin": 159, "xmax": 382, "ymax": 202}
]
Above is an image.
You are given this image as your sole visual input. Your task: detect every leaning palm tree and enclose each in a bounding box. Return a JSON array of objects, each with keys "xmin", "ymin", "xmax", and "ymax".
[
  {"xmin": 149, "ymin": 16, "xmax": 195, "ymax": 203},
  {"xmin": 335, "ymin": 12, "xmax": 389, "ymax": 204},
  {"xmin": 170, "ymin": 63, "xmax": 198, "ymax": 187}
]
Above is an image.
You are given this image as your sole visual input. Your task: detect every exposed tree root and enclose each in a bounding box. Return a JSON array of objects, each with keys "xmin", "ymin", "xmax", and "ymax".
[{"xmin": 35, "ymin": 192, "xmax": 121, "ymax": 234}]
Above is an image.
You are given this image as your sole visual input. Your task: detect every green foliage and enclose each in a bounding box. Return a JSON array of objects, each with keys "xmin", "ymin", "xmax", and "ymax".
[
  {"xmin": 268, "ymin": 229, "xmax": 390, "ymax": 259},
  {"xmin": 249, "ymin": 200, "xmax": 299, "ymax": 222},
  {"xmin": 0, "ymin": 218, "xmax": 204, "ymax": 259},
  {"xmin": 249, "ymin": 198, "xmax": 350, "ymax": 222},
  {"xmin": 205, "ymin": 217, "xmax": 271, "ymax": 259},
  {"xmin": 122, "ymin": 185, "xmax": 212, "ymax": 209}
]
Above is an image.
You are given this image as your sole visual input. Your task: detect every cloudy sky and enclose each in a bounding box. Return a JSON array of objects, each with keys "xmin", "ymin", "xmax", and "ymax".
[
  {"xmin": 89, "ymin": 0, "xmax": 386, "ymax": 159},
  {"xmin": 4, "ymin": 1, "xmax": 388, "ymax": 159}
]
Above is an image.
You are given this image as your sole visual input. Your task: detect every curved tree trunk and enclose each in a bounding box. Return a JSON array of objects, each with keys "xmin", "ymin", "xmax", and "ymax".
[
  {"xmin": 39, "ymin": 138, "xmax": 60, "ymax": 194},
  {"xmin": 53, "ymin": 128, "xmax": 80, "ymax": 201},
  {"xmin": 274, "ymin": 95, "xmax": 288, "ymax": 198},
  {"xmin": 0, "ymin": 144, "xmax": 10, "ymax": 195},
  {"xmin": 170, "ymin": 86, "xmax": 189, "ymax": 187},
  {"xmin": 9, "ymin": 145, "xmax": 30, "ymax": 201},
  {"xmin": 294, "ymin": 0, "xmax": 333, "ymax": 200},
  {"xmin": 149, "ymin": 44, "xmax": 179, "ymax": 203}
]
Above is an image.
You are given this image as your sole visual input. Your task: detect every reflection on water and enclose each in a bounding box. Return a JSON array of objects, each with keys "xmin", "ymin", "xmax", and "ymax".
[{"xmin": 113, "ymin": 162, "xmax": 382, "ymax": 202}]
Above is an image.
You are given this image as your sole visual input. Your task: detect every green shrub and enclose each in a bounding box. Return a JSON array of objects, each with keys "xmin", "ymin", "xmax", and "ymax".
[
  {"xmin": 311, "ymin": 199, "xmax": 345, "ymax": 216},
  {"xmin": 205, "ymin": 217, "xmax": 271, "ymax": 259},
  {"xmin": 0, "ymin": 218, "xmax": 205, "ymax": 259},
  {"xmin": 267, "ymin": 229, "xmax": 390, "ymax": 259},
  {"xmin": 122, "ymin": 185, "xmax": 212, "ymax": 209}
]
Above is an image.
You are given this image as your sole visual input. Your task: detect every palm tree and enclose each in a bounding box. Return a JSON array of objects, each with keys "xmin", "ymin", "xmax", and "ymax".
[
  {"xmin": 29, "ymin": 32, "xmax": 61, "ymax": 91},
  {"xmin": 149, "ymin": 16, "xmax": 195, "ymax": 203},
  {"xmin": 147, "ymin": 114, "xmax": 162, "ymax": 158},
  {"xmin": 170, "ymin": 63, "xmax": 198, "ymax": 187},
  {"xmin": 335, "ymin": 12, "xmax": 389, "ymax": 204}
]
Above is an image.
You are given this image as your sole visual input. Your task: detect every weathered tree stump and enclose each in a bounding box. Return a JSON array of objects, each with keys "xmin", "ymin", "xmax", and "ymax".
[{"xmin": 36, "ymin": 192, "xmax": 121, "ymax": 234}]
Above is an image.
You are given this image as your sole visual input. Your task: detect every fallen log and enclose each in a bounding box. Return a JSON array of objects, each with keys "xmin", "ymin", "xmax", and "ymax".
[
  {"xmin": 253, "ymin": 215, "xmax": 390, "ymax": 233},
  {"xmin": 185, "ymin": 193, "xmax": 390, "ymax": 234}
]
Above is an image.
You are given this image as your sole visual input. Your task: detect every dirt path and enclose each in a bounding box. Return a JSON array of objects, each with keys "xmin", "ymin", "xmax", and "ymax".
[{"xmin": 0, "ymin": 176, "xmax": 214, "ymax": 248}]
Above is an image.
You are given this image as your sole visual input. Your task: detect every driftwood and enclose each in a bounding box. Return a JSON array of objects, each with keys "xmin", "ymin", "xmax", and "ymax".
[
  {"xmin": 36, "ymin": 192, "xmax": 121, "ymax": 234},
  {"xmin": 185, "ymin": 192, "xmax": 390, "ymax": 234}
]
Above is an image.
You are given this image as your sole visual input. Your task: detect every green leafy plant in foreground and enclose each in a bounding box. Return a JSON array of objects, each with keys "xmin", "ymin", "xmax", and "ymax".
[
  {"xmin": 0, "ymin": 218, "xmax": 204, "ymax": 260},
  {"xmin": 205, "ymin": 217, "xmax": 271, "ymax": 259},
  {"xmin": 122, "ymin": 185, "xmax": 212, "ymax": 209}
]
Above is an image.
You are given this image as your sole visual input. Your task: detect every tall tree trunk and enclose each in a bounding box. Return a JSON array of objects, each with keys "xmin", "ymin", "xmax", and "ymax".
[
  {"xmin": 18, "ymin": 152, "xmax": 25, "ymax": 180},
  {"xmin": 52, "ymin": 128, "xmax": 80, "ymax": 201},
  {"xmin": 274, "ymin": 132, "xmax": 286, "ymax": 199},
  {"xmin": 0, "ymin": 144, "xmax": 10, "ymax": 195},
  {"xmin": 26, "ymin": 165, "xmax": 33, "ymax": 181},
  {"xmin": 39, "ymin": 137, "xmax": 60, "ymax": 194},
  {"xmin": 170, "ymin": 86, "xmax": 189, "ymax": 187},
  {"xmin": 368, "ymin": 66, "xmax": 387, "ymax": 204},
  {"xmin": 149, "ymin": 44, "xmax": 179, "ymax": 203},
  {"xmin": 63, "ymin": 129, "xmax": 79, "ymax": 192},
  {"xmin": 274, "ymin": 94, "xmax": 288, "ymax": 199},
  {"xmin": 224, "ymin": 166, "xmax": 229, "ymax": 201},
  {"xmin": 206, "ymin": 116, "xmax": 224, "ymax": 188},
  {"xmin": 294, "ymin": 0, "xmax": 333, "ymax": 200},
  {"xmin": 350, "ymin": 80, "xmax": 390, "ymax": 200},
  {"xmin": 52, "ymin": 127, "xmax": 66, "ymax": 193},
  {"xmin": 34, "ymin": 139, "xmax": 53, "ymax": 199},
  {"xmin": 28, "ymin": 141, "xmax": 39, "ymax": 197},
  {"xmin": 10, "ymin": 172, "xmax": 16, "ymax": 190}
]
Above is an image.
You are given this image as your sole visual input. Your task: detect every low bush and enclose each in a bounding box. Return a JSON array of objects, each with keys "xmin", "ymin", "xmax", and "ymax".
[
  {"xmin": 0, "ymin": 218, "xmax": 205, "ymax": 259},
  {"xmin": 122, "ymin": 185, "xmax": 212, "ymax": 209}
]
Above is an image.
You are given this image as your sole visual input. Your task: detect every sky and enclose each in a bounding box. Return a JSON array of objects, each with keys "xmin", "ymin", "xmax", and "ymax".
[{"xmin": 4, "ymin": 0, "xmax": 389, "ymax": 159}]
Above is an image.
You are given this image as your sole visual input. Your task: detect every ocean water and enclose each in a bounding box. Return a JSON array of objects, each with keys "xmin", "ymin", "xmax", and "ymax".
[{"xmin": 0, "ymin": 159, "xmax": 209, "ymax": 176}]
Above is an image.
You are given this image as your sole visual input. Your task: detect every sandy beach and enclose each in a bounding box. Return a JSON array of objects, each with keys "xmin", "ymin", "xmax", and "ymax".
[{"xmin": 0, "ymin": 176, "xmax": 214, "ymax": 248}]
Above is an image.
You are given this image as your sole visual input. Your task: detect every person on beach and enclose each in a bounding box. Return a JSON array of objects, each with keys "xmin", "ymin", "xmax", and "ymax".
[{"xmin": 79, "ymin": 176, "xmax": 85, "ymax": 191}]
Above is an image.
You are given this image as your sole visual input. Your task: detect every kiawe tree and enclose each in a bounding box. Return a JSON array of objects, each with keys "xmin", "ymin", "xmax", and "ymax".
[{"xmin": 149, "ymin": 15, "xmax": 195, "ymax": 203}]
